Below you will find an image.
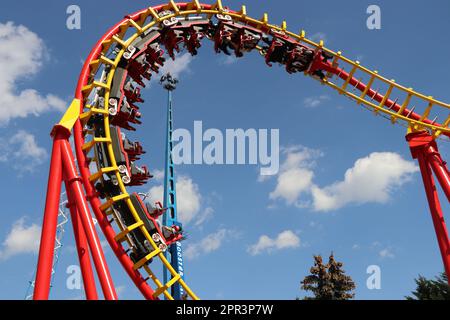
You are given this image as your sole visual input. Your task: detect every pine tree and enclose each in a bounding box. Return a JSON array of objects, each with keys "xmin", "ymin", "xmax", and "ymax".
[
  {"xmin": 300, "ymin": 253, "xmax": 355, "ymax": 300},
  {"xmin": 406, "ymin": 272, "xmax": 450, "ymax": 300}
]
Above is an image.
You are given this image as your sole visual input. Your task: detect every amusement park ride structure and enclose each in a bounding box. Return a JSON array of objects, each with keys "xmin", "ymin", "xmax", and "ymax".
[
  {"xmin": 32, "ymin": 1, "xmax": 449, "ymax": 300},
  {"xmin": 160, "ymin": 73, "xmax": 185, "ymax": 300}
]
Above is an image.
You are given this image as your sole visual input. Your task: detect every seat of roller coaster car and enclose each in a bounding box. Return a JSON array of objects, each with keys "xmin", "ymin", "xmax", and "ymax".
[
  {"xmin": 162, "ymin": 225, "xmax": 183, "ymax": 243},
  {"xmin": 145, "ymin": 201, "xmax": 166, "ymax": 219}
]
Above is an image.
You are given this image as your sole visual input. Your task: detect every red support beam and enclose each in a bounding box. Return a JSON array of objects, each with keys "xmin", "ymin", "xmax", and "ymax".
[
  {"xmin": 73, "ymin": 120, "xmax": 158, "ymax": 300},
  {"xmin": 407, "ymin": 131, "xmax": 450, "ymax": 285},
  {"xmin": 34, "ymin": 134, "xmax": 64, "ymax": 300},
  {"xmin": 424, "ymin": 145, "xmax": 450, "ymax": 202},
  {"xmin": 59, "ymin": 135, "xmax": 117, "ymax": 300},
  {"xmin": 65, "ymin": 188, "xmax": 99, "ymax": 300}
]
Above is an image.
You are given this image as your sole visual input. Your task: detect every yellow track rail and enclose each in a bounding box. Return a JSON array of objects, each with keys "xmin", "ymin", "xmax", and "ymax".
[{"xmin": 60, "ymin": 1, "xmax": 450, "ymax": 300}]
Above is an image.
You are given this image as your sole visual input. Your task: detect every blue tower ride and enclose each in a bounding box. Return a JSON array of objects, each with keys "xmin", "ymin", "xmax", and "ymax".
[{"xmin": 159, "ymin": 73, "xmax": 185, "ymax": 300}]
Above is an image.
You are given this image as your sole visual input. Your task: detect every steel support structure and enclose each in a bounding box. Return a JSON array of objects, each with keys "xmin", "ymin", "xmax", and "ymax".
[
  {"xmin": 161, "ymin": 75, "xmax": 185, "ymax": 300},
  {"xmin": 65, "ymin": 194, "xmax": 98, "ymax": 300},
  {"xmin": 34, "ymin": 125, "xmax": 117, "ymax": 300},
  {"xmin": 407, "ymin": 130, "xmax": 450, "ymax": 284}
]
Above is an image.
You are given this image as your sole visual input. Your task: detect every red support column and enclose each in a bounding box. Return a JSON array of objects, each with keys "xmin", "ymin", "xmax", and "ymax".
[
  {"xmin": 73, "ymin": 120, "xmax": 157, "ymax": 300},
  {"xmin": 65, "ymin": 189, "xmax": 99, "ymax": 300},
  {"xmin": 59, "ymin": 136, "xmax": 118, "ymax": 300},
  {"xmin": 424, "ymin": 144, "xmax": 450, "ymax": 202},
  {"xmin": 34, "ymin": 134, "xmax": 64, "ymax": 300},
  {"xmin": 407, "ymin": 131, "xmax": 450, "ymax": 285}
]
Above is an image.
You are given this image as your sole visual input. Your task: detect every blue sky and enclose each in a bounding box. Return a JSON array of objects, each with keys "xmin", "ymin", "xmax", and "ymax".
[{"xmin": 0, "ymin": 0, "xmax": 449, "ymax": 300}]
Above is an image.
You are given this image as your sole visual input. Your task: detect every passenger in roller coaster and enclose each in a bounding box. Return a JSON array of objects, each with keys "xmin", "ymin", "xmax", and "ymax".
[
  {"xmin": 162, "ymin": 225, "xmax": 183, "ymax": 243},
  {"xmin": 262, "ymin": 30, "xmax": 333, "ymax": 79},
  {"xmin": 131, "ymin": 193, "xmax": 184, "ymax": 252},
  {"xmin": 107, "ymin": 192, "xmax": 185, "ymax": 265},
  {"xmin": 123, "ymin": 80, "xmax": 144, "ymax": 104},
  {"xmin": 210, "ymin": 16, "xmax": 262, "ymax": 57},
  {"xmin": 143, "ymin": 198, "xmax": 184, "ymax": 244}
]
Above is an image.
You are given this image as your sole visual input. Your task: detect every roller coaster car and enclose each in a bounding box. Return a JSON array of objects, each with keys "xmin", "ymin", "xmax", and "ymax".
[
  {"xmin": 211, "ymin": 18, "xmax": 262, "ymax": 57},
  {"xmin": 95, "ymin": 179, "xmax": 121, "ymax": 199},
  {"xmin": 109, "ymin": 71, "xmax": 143, "ymax": 131},
  {"xmin": 110, "ymin": 70, "xmax": 144, "ymax": 116},
  {"xmin": 143, "ymin": 43, "xmax": 166, "ymax": 74},
  {"xmin": 262, "ymin": 31, "xmax": 319, "ymax": 75},
  {"xmin": 285, "ymin": 46, "xmax": 315, "ymax": 74},
  {"xmin": 128, "ymin": 28, "xmax": 162, "ymax": 59},
  {"xmin": 115, "ymin": 193, "xmax": 182, "ymax": 264},
  {"xmin": 109, "ymin": 126, "xmax": 151, "ymax": 186},
  {"xmin": 219, "ymin": 22, "xmax": 262, "ymax": 57},
  {"xmin": 93, "ymin": 126, "xmax": 149, "ymax": 187},
  {"xmin": 160, "ymin": 27, "xmax": 184, "ymax": 60},
  {"xmin": 123, "ymin": 80, "xmax": 144, "ymax": 104},
  {"xmin": 111, "ymin": 200, "xmax": 153, "ymax": 264},
  {"xmin": 127, "ymin": 55, "xmax": 152, "ymax": 87},
  {"xmin": 122, "ymin": 133, "xmax": 145, "ymax": 162},
  {"xmin": 129, "ymin": 163, "xmax": 152, "ymax": 186},
  {"xmin": 130, "ymin": 193, "xmax": 183, "ymax": 247},
  {"xmin": 109, "ymin": 99, "xmax": 142, "ymax": 131},
  {"xmin": 163, "ymin": 18, "xmax": 210, "ymax": 57},
  {"xmin": 263, "ymin": 31, "xmax": 298, "ymax": 67},
  {"xmin": 306, "ymin": 50, "xmax": 334, "ymax": 80},
  {"xmin": 177, "ymin": 19, "xmax": 210, "ymax": 56},
  {"xmin": 109, "ymin": 66, "xmax": 136, "ymax": 119}
]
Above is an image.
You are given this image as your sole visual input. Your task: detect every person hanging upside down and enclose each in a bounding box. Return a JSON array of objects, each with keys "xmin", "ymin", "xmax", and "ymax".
[{"xmin": 162, "ymin": 225, "xmax": 183, "ymax": 243}]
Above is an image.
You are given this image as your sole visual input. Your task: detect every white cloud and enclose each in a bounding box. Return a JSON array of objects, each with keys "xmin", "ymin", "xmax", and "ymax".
[
  {"xmin": 0, "ymin": 218, "xmax": 41, "ymax": 260},
  {"xmin": 0, "ymin": 22, "xmax": 65, "ymax": 124},
  {"xmin": 151, "ymin": 169, "xmax": 165, "ymax": 181},
  {"xmin": 269, "ymin": 146, "xmax": 322, "ymax": 206},
  {"xmin": 248, "ymin": 230, "xmax": 300, "ymax": 256},
  {"xmin": 148, "ymin": 184, "xmax": 164, "ymax": 203},
  {"xmin": 266, "ymin": 147, "xmax": 418, "ymax": 212},
  {"xmin": 184, "ymin": 228, "xmax": 236, "ymax": 260},
  {"xmin": 371, "ymin": 241, "xmax": 396, "ymax": 259},
  {"xmin": 303, "ymin": 95, "xmax": 330, "ymax": 108},
  {"xmin": 270, "ymin": 168, "xmax": 314, "ymax": 204},
  {"xmin": 311, "ymin": 152, "xmax": 418, "ymax": 212},
  {"xmin": 0, "ymin": 130, "xmax": 47, "ymax": 173},
  {"xmin": 176, "ymin": 176, "xmax": 201, "ymax": 223},
  {"xmin": 148, "ymin": 174, "xmax": 210, "ymax": 226},
  {"xmin": 160, "ymin": 53, "xmax": 193, "ymax": 78},
  {"xmin": 379, "ymin": 248, "xmax": 395, "ymax": 259}
]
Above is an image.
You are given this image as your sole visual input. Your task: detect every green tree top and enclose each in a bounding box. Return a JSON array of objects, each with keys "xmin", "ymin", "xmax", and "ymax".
[
  {"xmin": 406, "ymin": 272, "xmax": 450, "ymax": 300},
  {"xmin": 300, "ymin": 253, "xmax": 355, "ymax": 300}
]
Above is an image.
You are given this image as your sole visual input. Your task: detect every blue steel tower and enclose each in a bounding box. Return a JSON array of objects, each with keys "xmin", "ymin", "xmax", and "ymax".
[{"xmin": 160, "ymin": 73, "xmax": 185, "ymax": 300}]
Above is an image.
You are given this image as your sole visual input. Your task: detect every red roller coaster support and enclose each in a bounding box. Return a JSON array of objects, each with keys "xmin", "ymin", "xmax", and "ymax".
[
  {"xmin": 65, "ymin": 186, "xmax": 99, "ymax": 300},
  {"xmin": 60, "ymin": 137, "xmax": 117, "ymax": 300},
  {"xmin": 34, "ymin": 126, "xmax": 117, "ymax": 300},
  {"xmin": 34, "ymin": 134, "xmax": 64, "ymax": 299},
  {"xmin": 407, "ymin": 131, "xmax": 450, "ymax": 284}
]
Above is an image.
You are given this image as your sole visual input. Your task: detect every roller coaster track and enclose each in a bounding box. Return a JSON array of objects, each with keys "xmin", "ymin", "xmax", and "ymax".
[{"xmin": 33, "ymin": 1, "xmax": 450, "ymax": 300}]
